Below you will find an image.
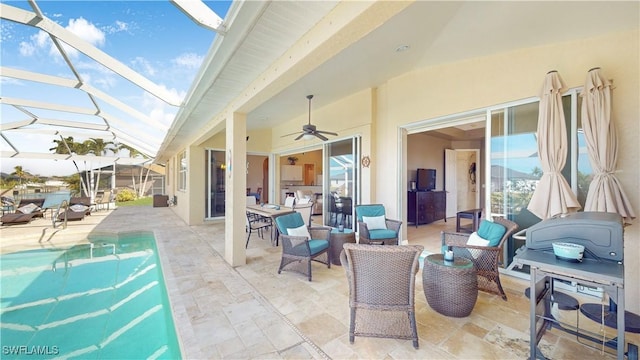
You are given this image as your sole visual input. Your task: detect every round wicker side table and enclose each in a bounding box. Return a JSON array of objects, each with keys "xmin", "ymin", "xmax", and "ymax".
[
  {"xmin": 423, "ymin": 254, "xmax": 478, "ymax": 317},
  {"xmin": 329, "ymin": 228, "xmax": 356, "ymax": 266}
]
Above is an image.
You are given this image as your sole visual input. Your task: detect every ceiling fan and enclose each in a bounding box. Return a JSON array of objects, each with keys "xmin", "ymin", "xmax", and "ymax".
[{"xmin": 281, "ymin": 95, "xmax": 337, "ymax": 141}]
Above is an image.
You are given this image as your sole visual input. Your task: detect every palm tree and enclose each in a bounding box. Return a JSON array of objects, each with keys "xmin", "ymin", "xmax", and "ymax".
[
  {"xmin": 85, "ymin": 138, "xmax": 116, "ymax": 199},
  {"xmin": 11, "ymin": 166, "xmax": 26, "ymax": 189},
  {"xmin": 87, "ymin": 138, "xmax": 115, "ymax": 156},
  {"xmin": 50, "ymin": 136, "xmax": 90, "ymax": 197},
  {"xmin": 49, "ymin": 136, "xmax": 75, "ymax": 155}
]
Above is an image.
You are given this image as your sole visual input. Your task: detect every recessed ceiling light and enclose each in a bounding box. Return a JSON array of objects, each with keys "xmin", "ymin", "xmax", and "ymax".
[{"xmin": 395, "ymin": 45, "xmax": 410, "ymax": 52}]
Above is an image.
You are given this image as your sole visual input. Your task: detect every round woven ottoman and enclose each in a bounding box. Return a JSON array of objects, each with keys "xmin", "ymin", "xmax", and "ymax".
[{"xmin": 423, "ymin": 254, "xmax": 478, "ymax": 317}]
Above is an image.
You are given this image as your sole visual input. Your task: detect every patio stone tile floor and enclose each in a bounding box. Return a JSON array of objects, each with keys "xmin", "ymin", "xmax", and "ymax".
[{"xmin": 2, "ymin": 206, "xmax": 637, "ymax": 359}]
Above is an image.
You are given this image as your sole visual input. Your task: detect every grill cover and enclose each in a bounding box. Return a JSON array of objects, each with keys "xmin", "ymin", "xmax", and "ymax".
[{"xmin": 526, "ymin": 212, "xmax": 623, "ymax": 262}]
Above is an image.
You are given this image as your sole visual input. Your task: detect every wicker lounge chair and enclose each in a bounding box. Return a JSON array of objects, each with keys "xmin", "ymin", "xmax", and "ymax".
[
  {"xmin": 56, "ymin": 197, "xmax": 92, "ymax": 222},
  {"xmin": 274, "ymin": 212, "xmax": 331, "ymax": 281},
  {"xmin": 69, "ymin": 197, "xmax": 92, "ymax": 215},
  {"xmin": 15, "ymin": 198, "xmax": 46, "ymax": 218},
  {"xmin": 441, "ymin": 216, "xmax": 519, "ymax": 300},
  {"xmin": 57, "ymin": 208, "xmax": 86, "ymax": 222},
  {"xmin": 1, "ymin": 212, "xmax": 36, "ymax": 225},
  {"xmin": 340, "ymin": 243, "xmax": 423, "ymax": 348},
  {"xmin": 355, "ymin": 204, "xmax": 402, "ymax": 245}
]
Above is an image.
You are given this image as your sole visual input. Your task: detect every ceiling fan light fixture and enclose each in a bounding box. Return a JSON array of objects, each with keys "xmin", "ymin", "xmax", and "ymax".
[{"xmin": 280, "ymin": 94, "xmax": 337, "ymax": 141}]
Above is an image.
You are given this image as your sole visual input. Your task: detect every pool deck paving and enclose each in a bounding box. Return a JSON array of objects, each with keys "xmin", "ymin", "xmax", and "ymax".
[{"xmin": 2, "ymin": 205, "xmax": 637, "ymax": 359}]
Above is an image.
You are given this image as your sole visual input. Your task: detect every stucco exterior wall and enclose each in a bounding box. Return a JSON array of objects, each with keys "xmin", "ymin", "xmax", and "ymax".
[
  {"xmin": 166, "ymin": 29, "xmax": 638, "ymax": 312},
  {"xmin": 376, "ymin": 30, "xmax": 639, "ymax": 313}
]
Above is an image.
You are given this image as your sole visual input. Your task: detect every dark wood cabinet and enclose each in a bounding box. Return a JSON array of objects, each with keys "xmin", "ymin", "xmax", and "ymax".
[{"xmin": 407, "ymin": 191, "xmax": 446, "ymax": 227}]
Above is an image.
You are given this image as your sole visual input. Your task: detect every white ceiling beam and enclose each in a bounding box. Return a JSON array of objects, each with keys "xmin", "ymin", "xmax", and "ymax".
[
  {"xmin": 170, "ymin": 0, "xmax": 226, "ymax": 34},
  {"xmin": 0, "ymin": 3, "xmax": 183, "ymax": 106},
  {"xmin": 0, "ymin": 151, "xmax": 149, "ymax": 165},
  {"xmin": 0, "ymin": 119, "xmax": 37, "ymax": 131},
  {"xmin": 1, "ymin": 67, "xmax": 164, "ymax": 131},
  {"xmin": 1, "ymin": 97, "xmax": 97, "ymax": 115},
  {"xmin": 5, "ymin": 128, "xmax": 110, "ymax": 139},
  {"xmin": 36, "ymin": 118, "xmax": 108, "ymax": 131},
  {"xmin": 1, "ymin": 67, "xmax": 78, "ymax": 88}
]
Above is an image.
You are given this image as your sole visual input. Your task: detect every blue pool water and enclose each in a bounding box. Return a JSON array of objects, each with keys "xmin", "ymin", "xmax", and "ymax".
[
  {"xmin": 19, "ymin": 191, "xmax": 71, "ymax": 209},
  {"xmin": 0, "ymin": 232, "xmax": 181, "ymax": 359}
]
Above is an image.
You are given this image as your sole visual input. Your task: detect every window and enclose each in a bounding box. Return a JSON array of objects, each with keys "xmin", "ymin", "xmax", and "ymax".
[{"xmin": 178, "ymin": 151, "xmax": 187, "ymax": 191}]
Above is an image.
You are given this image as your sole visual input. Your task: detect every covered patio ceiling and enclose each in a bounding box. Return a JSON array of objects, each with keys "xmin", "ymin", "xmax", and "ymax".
[{"xmin": 159, "ymin": 1, "xmax": 639, "ymax": 162}]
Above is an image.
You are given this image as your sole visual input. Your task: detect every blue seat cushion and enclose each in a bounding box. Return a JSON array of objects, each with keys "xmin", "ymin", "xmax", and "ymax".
[
  {"xmin": 356, "ymin": 205, "xmax": 385, "ymax": 221},
  {"xmin": 275, "ymin": 213, "xmax": 305, "ymax": 235},
  {"xmin": 308, "ymin": 239, "xmax": 329, "ymax": 254},
  {"xmin": 368, "ymin": 229, "xmax": 397, "ymax": 240},
  {"xmin": 477, "ymin": 220, "xmax": 506, "ymax": 247}
]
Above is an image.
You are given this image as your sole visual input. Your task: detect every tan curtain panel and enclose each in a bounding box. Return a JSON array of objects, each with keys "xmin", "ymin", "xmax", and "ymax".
[
  {"xmin": 580, "ymin": 68, "xmax": 635, "ymax": 220},
  {"xmin": 527, "ymin": 71, "xmax": 581, "ymax": 220}
]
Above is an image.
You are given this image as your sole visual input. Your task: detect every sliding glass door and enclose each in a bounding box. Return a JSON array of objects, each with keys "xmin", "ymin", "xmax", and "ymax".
[
  {"xmin": 205, "ymin": 149, "xmax": 226, "ymax": 219},
  {"xmin": 489, "ymin": 93, "xmax": 582, "ymax": 268},
  {"xmin": 324, "ymin": 137, "xmax": 359, "ymax": 229}
]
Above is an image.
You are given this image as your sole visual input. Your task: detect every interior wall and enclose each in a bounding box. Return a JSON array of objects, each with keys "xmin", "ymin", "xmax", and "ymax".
[
  {"xmin": 455, "ymin": 150, "xmax": 476, "ymax": 210},
  {"xmin": 247, "ymin": 154, "xmax": 267, "ymax": 193},
  {"xmin": 452, "ymin": 139, "xmax": 484, "ymax": 207},
  {"xmin": 376, "ymin": 29, "xmax": 639, "ymax": 313},
  {"xmin": 406, "ymin": 133, "xmax": 450, "ymax": 191},
  {"xmin": 270, "ymin": 89, "xmax": 374, "ymax": 203}
]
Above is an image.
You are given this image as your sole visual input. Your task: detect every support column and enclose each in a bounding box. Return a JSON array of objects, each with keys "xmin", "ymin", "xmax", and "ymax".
[{"xmin": 225, "ymin": 112, "xmax": 247, "ymax": 266}]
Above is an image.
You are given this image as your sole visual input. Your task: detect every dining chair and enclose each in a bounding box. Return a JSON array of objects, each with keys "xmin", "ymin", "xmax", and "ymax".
[
  {"xmin": 328, "ymin": 194, "xmax": 342, "ymax": 226},
  {"xmin": 339, "ymin": 197, "xmax": 353, "ymax": 228},
  {"xmin": 283, "ymin": 196, "xmax": 295, "ymax": 208},
  {"xmin": 293, "ymin": 201, "xmax": 314, "ymax": 227},
  {"xmin": 245, "ymin": 211, "xmax": 272, "ymax": 248}
]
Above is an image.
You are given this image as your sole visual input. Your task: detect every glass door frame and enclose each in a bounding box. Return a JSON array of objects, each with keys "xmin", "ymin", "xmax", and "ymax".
[{"xmin": 322, "ymin": 136, "xmax": 360, "ymax": 230}]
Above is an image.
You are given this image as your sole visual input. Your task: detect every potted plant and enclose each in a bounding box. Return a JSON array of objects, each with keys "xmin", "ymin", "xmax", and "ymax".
[{"xmin": 287, "ymin": 156, "xmax": 298, "ymax": 165}]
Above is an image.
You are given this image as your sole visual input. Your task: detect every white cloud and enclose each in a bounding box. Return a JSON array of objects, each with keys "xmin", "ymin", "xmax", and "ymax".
[
  {"xmin": 0, "ymin": 77, "xmax": 23, "ymax": 86},
  {"xmin": 104, "ymin": 20, "xmax": 129, "ymax": 34},
  {"xmin": 67, "ymin": 17, "xmax": 105, "ymax": 47},
  {"xmin": 17, "ymin": 17, "xmax": 106, "ymax": 61},
  {"xmin": 131, "ymin": 57, "xmax": 156, "ymax": 77},
  {"xmin": 19, "ymin": 41, "xmax": 36, "ymax": 56},
  {"xmin": 142, "ymin": 88, "xmax": 182, "ymax": 128},
  {"xmin": 1, "ymin": 22, "xmax": 14, "ymax": 42},
  {"xmin": 173, "ymin": 53, "xmax": 204, "ymax": 70}
]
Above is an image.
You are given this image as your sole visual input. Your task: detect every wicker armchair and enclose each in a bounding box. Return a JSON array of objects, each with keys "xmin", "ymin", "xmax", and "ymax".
[
  {"xmin": 274, "ymin": 212, "xmax": 331, "ymax": 281},
  {"xmin": 340, "ymin": 243, "xmax": 423, "ymax": 348},
  {"xmin": 355, "ymin": 204, "xmax": 402, "ymax": 245},
  {"xmin": 441, "ymin": 216, "xmax": 519, "ymax": 300}
]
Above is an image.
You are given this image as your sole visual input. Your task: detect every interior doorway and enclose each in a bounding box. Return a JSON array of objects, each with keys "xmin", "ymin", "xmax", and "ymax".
[{"xmin": 445, "ymin": 148, "xmax": 480, "ymax": 218}]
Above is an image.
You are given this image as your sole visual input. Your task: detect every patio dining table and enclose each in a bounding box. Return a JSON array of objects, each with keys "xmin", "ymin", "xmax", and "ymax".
[{"xmin": 246, "ymin": 204, "xmax": 294, "ymax": 246}]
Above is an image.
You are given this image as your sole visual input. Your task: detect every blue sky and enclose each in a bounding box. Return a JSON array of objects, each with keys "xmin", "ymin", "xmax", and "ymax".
[{"xmin": 1, "ymin": 1, "xmax": 231, "ymax": 176}]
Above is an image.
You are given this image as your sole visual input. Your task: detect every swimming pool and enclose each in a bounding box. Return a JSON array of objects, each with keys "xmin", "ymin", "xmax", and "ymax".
[{"xmin": 0, "ymin": 231, "xmax": 181, "ymax": 359}]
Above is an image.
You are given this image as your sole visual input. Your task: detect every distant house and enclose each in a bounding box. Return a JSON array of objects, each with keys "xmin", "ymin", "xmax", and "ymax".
[
  {"xmin": 490, "ymin": 165, "xmax": 538, "ymax": 193},
  {"xmin": 81, "ymin": 164, "xmax": 166, "ymax": 196}
]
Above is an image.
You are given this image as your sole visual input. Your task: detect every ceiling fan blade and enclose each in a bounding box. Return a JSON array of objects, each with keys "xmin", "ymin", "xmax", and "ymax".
[
  {"xmin": 294, "ymin": 133, "xmax": 305, "ymax": 141},
  {"xmin": 281, "ymin": 131, "xmax": 302, "ymax": 138},
  {"xmin": 315, "ymin": 133, "xmax": 329, "ymax": 141},
  {"xmin": 316, "ymin": 130, "xmax": 338, "ymax": 136}
]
